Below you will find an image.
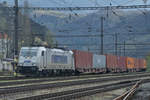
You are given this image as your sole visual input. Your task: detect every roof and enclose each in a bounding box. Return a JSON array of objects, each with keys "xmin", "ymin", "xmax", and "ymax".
[{"xmin": 0, "ymin": 33, "xmax": 8, "ymax": 39}]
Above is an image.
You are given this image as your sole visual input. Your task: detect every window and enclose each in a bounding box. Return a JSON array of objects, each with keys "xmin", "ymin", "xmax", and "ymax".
[
  {"xmin": 20, "ymin": 49, "xmax": 37, "ymax": 57},
  {"xmin": 52, "ymin": 55, "xmax": 67, "ymax": 64}
]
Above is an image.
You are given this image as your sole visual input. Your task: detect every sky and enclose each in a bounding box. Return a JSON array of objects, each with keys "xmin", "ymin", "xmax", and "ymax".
[{"xmin": 0, "ymin": 0, "xmax": 150, "ymax": 7}]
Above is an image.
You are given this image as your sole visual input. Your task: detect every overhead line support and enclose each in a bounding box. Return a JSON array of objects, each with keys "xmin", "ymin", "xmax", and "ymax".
[
  {"xmin": 15, "ymin": 5, "xmax": 150, "ymax": 11},
  {"xmin": 14, "ymin": 0, "xmax": 19, "ymax": 56}
]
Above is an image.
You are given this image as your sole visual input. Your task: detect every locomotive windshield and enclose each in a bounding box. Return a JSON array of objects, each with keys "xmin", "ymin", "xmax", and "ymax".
[{"xmin": 20, "ymin": 49, "xmax": 37, "ymax": 57}]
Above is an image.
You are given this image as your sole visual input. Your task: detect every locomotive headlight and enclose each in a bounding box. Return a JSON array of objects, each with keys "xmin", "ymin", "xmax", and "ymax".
[
  {"xmin": 18, "ymin": 63, "xmax": 23, "ymax": 66},
  {"xmin": 32, "ymin": 63, "xmax": 36, "ymax": 66}
]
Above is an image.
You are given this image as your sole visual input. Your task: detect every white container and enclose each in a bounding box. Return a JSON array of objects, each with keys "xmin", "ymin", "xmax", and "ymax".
[{"xmin": 93, "ymin": 54, "xmax": 106, "ymax": 68}]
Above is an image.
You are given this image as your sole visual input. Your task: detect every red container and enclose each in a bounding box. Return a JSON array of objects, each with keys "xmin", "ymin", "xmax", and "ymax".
[
  {"xmin": 73, "ymin": 50, "xmax": 93, "ymax": 69},
  {"xmin": 144, "ymin": 59, "xmax": 147, "ymax": 69},
  {"xmin": 137, "ymin": 58, "xmax": 140, "ymax": 68},
  {"xmin": 139, "ymin": 59, "xmax": 144, "ymax": 69},
  {"xmin": 117, "ymin": 56, "xmax": 127, "ymax": 71},
  {"xmin": 106, "ymin": 54, "xmax": 118, "ymax": 70},
  {"xmin": 134, "ymin": 58, "xmax": 139, "ymax": 70}
]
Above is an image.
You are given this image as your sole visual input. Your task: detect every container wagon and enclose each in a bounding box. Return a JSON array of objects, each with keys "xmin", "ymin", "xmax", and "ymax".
[
  {"xmin": 106, "ymin": 54, "xmax": 118, "ymax": 72},
  {"xmin": 139, "ymin": 59, "xmax": 146, "ymax": 71},
  {"xmin": 117, "ymin": 56, "xmax": 127, "ymax": 72},
  {"xmin": 134, "ymin": 58, "xmax": 140, "ymax": 72},
  {"xmin": 144, "ymin": 59, "xmax": 146, "ymax": 70},
  {"xmin": 93, "ymin": 54, "xmax": 106, "ymax": 73},
  {"xmin": 72, "ymin": 50, "xmax": 93, "ymax": 73},
  {"xmin": 17, "ymin": 47, "xmax": 147, "ymax": 76},
  {"xmin": 126, "ymin": 57, "xmax": 136, "ymax": 72}
]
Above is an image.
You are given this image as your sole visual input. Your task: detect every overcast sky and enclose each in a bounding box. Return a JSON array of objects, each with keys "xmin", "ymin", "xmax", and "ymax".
[{"xmin": 0, "ymin": 0, "xmax": 150, "ymax": 7}]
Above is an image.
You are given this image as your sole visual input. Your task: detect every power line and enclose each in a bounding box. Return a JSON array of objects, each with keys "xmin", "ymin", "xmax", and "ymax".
[
  {"xmin": 90, "ymin": 48, "xmax": 150, "ymax": 51},
  {"xmin": 1, "ymin": 4, "xmax": 150, "ymax": 10},
  {"xmin": 50, "ymin": 34, "xmax": 113, "ymax": 37},
  {"xmin": 117, "ymin": 43, "xmax": 150, "ymax": 45},
  {"xmin": 56, "ymin": 43, "xmax": 113, "ymax": 46},
  {"xmin": 33, "ymin": 32, "xmax": 150, "ymax": 38},
  {"xmin": 23, "ymin": 33, "xmax": 114, "ymax": 38}
]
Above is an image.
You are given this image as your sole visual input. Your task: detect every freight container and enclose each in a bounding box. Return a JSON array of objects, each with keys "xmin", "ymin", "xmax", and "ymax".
[
  {"xmin": 139, "ymin": 59, "xmax": 146, "ymax": 70},
  {"xmin": 93, "ymin": 54, "xmax": 106, "ymax": 69},
  {"xmin": 134, "ymin": 58, "xmax": 140, "ymax": 71},
  {"xmin": 117, "ymin": 56, "xmax": 127, "ymax": 72},
  {"xmin": 138, "ymin": 59, "xmax": 142, "ymax": 70},
  {"xmin": 138, "ymin": 58, "xmax": 141, "ymax": 69},
  {"xmin": 143, "ymin": 59, "xmax": 146, "ymax": 69},
  {"xmin": 106, "ymin": 54, "xmax": 118, "ymax": 72},
  {"xmin": 126, "ymin": 57, "xmax": 135, "ymax": 71},
  {"xmin": 73, "ymin": 50, "xmax": 93, "ymax": 72}
]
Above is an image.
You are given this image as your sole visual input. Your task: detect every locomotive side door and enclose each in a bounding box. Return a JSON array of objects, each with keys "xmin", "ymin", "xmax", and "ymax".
[{"xmin": 41, "ymin": 51, "xmax": 46, "ymax": 69}]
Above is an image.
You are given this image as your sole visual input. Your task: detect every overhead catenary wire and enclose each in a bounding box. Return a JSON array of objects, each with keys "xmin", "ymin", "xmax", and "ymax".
[
  {"xmin": 117, "ymin": 43, "xmax": 150, "ymax": 45},
  {"xmin": 1, "ymin": 1, "xmax": 150, "ymax": 58},
  {"xmin": 0, "ymin": 4, "xmax": 150, "ymax": 10}
]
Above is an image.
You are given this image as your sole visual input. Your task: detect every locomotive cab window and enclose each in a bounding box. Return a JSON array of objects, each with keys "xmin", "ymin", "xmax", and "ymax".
[{"xmin": 20, "ymin": 49, "xmax": 37, "ymax": 57}]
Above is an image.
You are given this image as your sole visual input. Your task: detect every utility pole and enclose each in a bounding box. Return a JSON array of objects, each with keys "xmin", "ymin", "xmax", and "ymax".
[
  {"xmin": 14, "ymin": 0, "xmax": 19, "ymax": 56},
  {"xmin": 6, "ymin": 34, "xmax": 9, "ymax": 58},
  {"xmin": 115, "ymin": 33, "xmax": 118, "ymax": 55},
  {"xmin": 119, "ymin": 45, "xmax": 122, "ymax": 56},
  {"xmin": 101, "ymin": 16, "xmax": 104, "ymax": 55},
  {"xmin": 124, "ymin": 41, "xmax": 126, "ymax": 56},
  {"xmin": 1, "ymin": 32, "xmax": 4, "ymax": 58},
  {"xmin": 118, "ymin": 46, "xmax": 121, "ymax": 56},
  {"xmin": 31, "ymin": 31, "xmax": 34, "ymax": 46}
]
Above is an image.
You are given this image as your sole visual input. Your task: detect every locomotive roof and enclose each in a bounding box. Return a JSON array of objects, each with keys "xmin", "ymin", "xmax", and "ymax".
[
  {"xmin": 21, "ymin": 47, "xmax": 46, "ymax": 50},
  {"xmin": 20, "ymin": 47, "xmax": 73, "ymax": 54},
  {"xmin": 51, "ymin": 48, "xmax": 73, "ymax": 54}
]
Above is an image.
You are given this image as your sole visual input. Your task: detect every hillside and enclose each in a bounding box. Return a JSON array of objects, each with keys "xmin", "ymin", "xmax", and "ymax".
[
  {"xmin": 31, "ymin": 9, "xmax": 150, "ymax": 57},
  {"xmin": 0, "ymin": 3, "xmax": 54, "ymax": 57}
]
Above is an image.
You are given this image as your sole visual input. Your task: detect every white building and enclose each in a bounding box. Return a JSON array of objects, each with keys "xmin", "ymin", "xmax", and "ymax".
[{"xmin": 0, "ymin": 33, "xmax": 10, "ymax": 59}]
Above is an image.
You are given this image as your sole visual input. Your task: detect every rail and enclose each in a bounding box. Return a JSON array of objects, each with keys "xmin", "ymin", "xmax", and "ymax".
[
  {"xmin": 114, "ymin": 80, "xmax": 141, "ymax": 100},
  {"xmin": 0, "ymin": 74, "xmax": 149, "ymax": 95},
  {"xmin": 0, "ymin": 72, "xmax": 148, "ymax": 87},
  {"xmin": 16, "ymin": 80, "xmax": 144, "ymax": 100}
]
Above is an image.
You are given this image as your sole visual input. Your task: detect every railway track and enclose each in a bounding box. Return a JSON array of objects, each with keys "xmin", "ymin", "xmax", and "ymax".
[
  {"xmin": 0, "ymin": 73, "xmax": 150, "ymax": 100},
  {"xmin": 0, "ymin": 72, "xmax": 147, "ymax": 87},
  {"xmin": 0, "ymin": 73, "xmax": 150, "ymax": 90},
  {"xmin": 0, "ymin": 72, "xmax": 146, "ymax": 81},
  {"xmin": 0, "ymin": 76, "xmax": 27, "ymax": 81},
  {"xmin": 114, "ymin": 81, "xmax": 141, "ymax": 100},
  {"xmin": 16, "ymin": 78, "xmax": 150, "ymax": 100}
]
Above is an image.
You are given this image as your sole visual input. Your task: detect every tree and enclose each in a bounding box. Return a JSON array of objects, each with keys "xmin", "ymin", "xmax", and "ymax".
[
  {"xmin": 146, "ymin": 54, "xmax": 150, "ymax": 72},
  {"xmin": 34, "ymin": 37, "xmax": 43, "ymax": 45}
]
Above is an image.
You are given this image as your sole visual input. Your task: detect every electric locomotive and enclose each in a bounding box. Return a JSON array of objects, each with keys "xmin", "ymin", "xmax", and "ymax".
[{"xmin": 17, "ymin": 47, "xmax": 75, "ymax": 76}]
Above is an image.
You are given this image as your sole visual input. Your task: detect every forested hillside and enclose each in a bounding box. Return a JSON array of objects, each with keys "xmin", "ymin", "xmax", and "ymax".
[
  {"xmin": 31, "ymin": 10, "xmax": 150, "ymax": 58},
  {"xmin": 0, "ymin": 2, "xmax": 54, "ymax": 57}
]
